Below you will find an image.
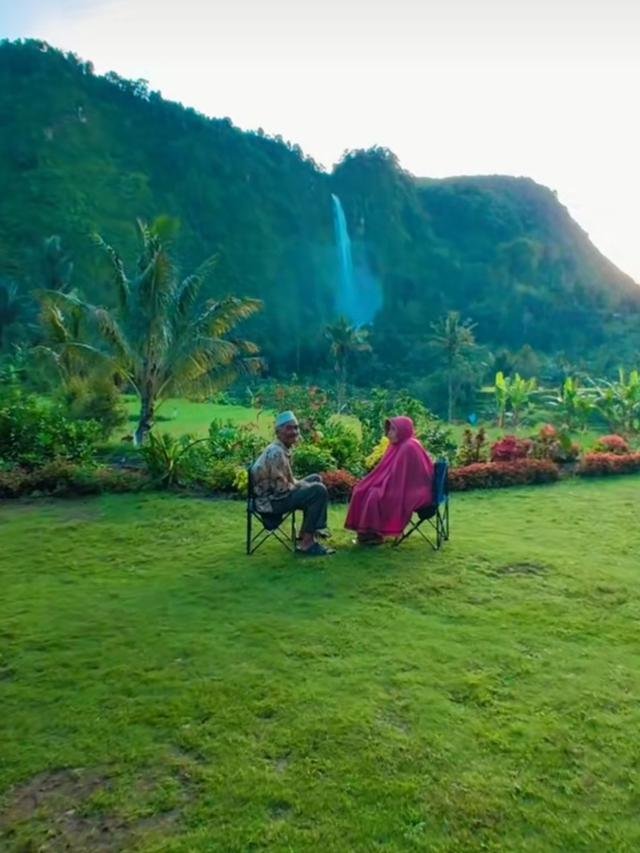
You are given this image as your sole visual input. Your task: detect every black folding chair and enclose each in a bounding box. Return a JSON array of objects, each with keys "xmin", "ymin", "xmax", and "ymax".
[
  {"xmin": 394, "ymin": 460, "xmax": 450, "ymax": 550},
  {"xmin": 246, "ymin": 465, "xmax": 297, "ymax": 555}
]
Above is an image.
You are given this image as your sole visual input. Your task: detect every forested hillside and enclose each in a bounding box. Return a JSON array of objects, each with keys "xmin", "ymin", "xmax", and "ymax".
[{"xmin": 1, "ymin": 38, "xmax": 638, "ymax": 380}]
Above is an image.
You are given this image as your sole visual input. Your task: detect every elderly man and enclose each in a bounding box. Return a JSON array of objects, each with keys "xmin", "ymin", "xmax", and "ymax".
[{"xmin": 251, "ymin": 411, "xmax": 334, "ymax": 557}]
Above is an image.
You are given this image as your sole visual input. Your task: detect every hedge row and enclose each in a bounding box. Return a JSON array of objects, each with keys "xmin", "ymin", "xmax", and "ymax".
[
  {"xmin": 448, "ymin": 459, "xmax": 561, "ymax": 491},
  {"xmin": 0, "ymin": 461, "xmax": 148, "ymax": 499},
  {"xmin": 576, "ymin": 452, "xmax": 640, "ymax": 477}
]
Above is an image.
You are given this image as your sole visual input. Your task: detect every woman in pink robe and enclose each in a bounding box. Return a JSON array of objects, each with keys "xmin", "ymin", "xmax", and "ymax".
[{"xmin": 345, "ymin": 416, "xmax": 435, "ymax": 544}]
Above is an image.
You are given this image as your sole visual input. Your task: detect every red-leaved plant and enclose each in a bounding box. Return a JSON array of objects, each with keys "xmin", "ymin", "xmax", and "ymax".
[
  {"xmin": 448, "ymin": 459, "xmax": 560, "ymax": 491},
  {"xmin": 490, "ymin": 435, "xmax": 533, "ymax": 462},
  {"xmin": 577, "ymin": 452, "xmax": 640, "ymax": 477},
  {"xmin": 321, "ymin": 469, "xmax": 358, "ymax": 501},
  {"xmin": 592, "ymin": 435, "xmax": 630, "ymax": 455}
]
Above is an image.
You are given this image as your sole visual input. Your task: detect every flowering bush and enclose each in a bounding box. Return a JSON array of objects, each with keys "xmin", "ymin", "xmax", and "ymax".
[
  {"xmin": 448, "ymin": 459, "xmax": 560, "ymax": 491},
  {"xmin": 576, "ymin": 452, "xmax": 640, "ymax": 477},
  {"xmin": 592, "ymin": 435, "xmax": 630, "ymax": 455},
  {"xmin": 490, "ymin": 435, "xmax": 533, "ymax": 462},
  {"xmin": 321, "ymin": 469, "xmax": 358, "ymax": 501}
]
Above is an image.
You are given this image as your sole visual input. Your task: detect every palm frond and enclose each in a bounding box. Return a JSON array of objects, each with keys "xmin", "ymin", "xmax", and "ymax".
[
  {"xmin": 91, "ymin": 233, "xmax": 130, "ymax": 311},
  {"xmin": 174, "ymin": 256, "xmax": 218, "ymax": 320},
  {"xmin": 194, "ymin": 296, "xmax": 262, "ymax": 337}
]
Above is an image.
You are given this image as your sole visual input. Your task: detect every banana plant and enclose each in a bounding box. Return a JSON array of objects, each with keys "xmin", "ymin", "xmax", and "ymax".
[
  {"xmin": 592, "ymin": 369, "xmax": 640, "ymax": 435},
  {"xmin": 545, "ymin": 376, "xmax": 595, "ymax": 432},
  {"xmin": 493, "ymin": 371, "xmax": 509, "ymax": 428}
]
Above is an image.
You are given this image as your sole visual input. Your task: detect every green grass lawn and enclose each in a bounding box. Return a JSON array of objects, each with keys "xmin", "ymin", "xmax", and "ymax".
[
  {"xmin": 2, "ymin": 477, "xmax": 640, "ymax": 851},
  {"xmin": 123, "ymin": 396, "xmax": 271, "ymax": 438}
]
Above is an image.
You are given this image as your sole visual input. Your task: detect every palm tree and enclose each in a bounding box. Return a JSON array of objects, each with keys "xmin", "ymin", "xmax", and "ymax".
[
  {"xmin": 429, "ymin": 311, "xmax": 477, "ymax": 422},
  {"xmin": 325, "ymin": 316, "xmax": 371, "ymax": 410},
  {"xmin": 42, "ymin": 219, "xmax": 263, "ymax": 445}
]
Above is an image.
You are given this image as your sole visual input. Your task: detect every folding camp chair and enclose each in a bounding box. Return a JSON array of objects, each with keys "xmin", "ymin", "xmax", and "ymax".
[
  {"xmin": 393, "ymin": 460, "xmax": 450, "ymax": 550},
  {"xmin": 246, "ymin": 465, "xmax": 297, "ymax": 555}
]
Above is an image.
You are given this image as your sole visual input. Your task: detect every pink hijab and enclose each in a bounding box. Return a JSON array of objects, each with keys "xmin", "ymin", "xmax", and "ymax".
[{"xmin": 345, "ymin": 416, "xmax": 435, "ymax": 537}]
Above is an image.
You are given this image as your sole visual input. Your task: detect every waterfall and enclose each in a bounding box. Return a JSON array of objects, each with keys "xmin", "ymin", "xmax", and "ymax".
[
  {"xmin": 331, "ymin": 194, "xmax": 382, "ymax": 327},
  {"xmin": 331, "ymin": 194, "xmax": 357, "ymax": 321}
]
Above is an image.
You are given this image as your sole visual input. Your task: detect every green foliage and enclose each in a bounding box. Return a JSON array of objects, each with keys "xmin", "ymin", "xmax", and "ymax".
[
  {"xmin": 590, "ymin": 369, "xmax": 640, "ymax": 435},
  {"xmin": 352, "ymin": 389, "xmax": 435, "ymax": 453},
  {"xmin": 429, "ymin": 311, "xmax": 478, "ymax": 421},
  {"xmin": 325, "ymin": 317, "xmax": 371, "ymax": 409},
  {"xmin": 492, "ymin": 371, "xmax": 538, "ymax": 427},
  {"xmin": 207, "ymin": 419, "xmax": 264, "ymax": 463},
  {"xmin": 455, "ymin": 427, "xmax": 489, "ymax": 466},
  {"xmin": 0, "ymin": 461, "xmax": 147, "ymax": 498},
  {"xmin": 316, "ymin": 419, "xmax": 363, "ymax": 472},
  {"xmin": 545, "ymin": 377, "xmax": 595, "ymax": 432},
  {"xmin": 54, "ymin": 374, "xmax": 127, "ymax": 438},
  {"xmin": 0, "ymin": 389, "xmax": 101, "ymax": 468},
  {"xmin": 292, "ymin": 443, "xmax": 336, "ymax": 478}
]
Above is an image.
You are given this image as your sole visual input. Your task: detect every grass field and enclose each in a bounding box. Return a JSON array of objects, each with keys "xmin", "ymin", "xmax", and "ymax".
[
  {"xmin": 2, "ymin": 476, "xmax": 640, "ymax": 850},
  {"xmin": 123, "ymin": 396, "xmax": 270, "ymax": 438}
]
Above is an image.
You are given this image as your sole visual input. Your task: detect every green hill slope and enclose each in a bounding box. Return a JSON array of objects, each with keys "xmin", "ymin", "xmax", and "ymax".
[{"xmin": 1, "ymin": 39, "xmax": 638, "ymax": 376}]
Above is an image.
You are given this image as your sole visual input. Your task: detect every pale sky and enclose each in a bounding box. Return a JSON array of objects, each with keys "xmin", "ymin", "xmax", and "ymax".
[{"xmin": 3, "ymin": 0, "xmax": 640, "ymax": 282}]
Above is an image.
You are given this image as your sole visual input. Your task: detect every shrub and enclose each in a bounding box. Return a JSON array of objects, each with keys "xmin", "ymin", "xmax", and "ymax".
[
  {"xmin": 449, "ymin": 459, "xmax": 560, "ymax": 491},
  {"xmin": 321, "ymin": 469, "xmax": 358, "ymax": 501},
  {"xmin": 316, "ymin": 420, "xmax": 362, "ymax": 472},
  {"xmin": 233, "ymin": 466, "xmax": 249, "ymax": 496},
  {"xmin": 141, "ymin": 432, "xmax": 195, "ymax": 487},
  {"xmin": 0, "ymin": 392, "xmax": 101, "ymax": 468},
  {"xmin": 0, "ymin": 462, "xmax": 149, "ymax": 498},
  {"xmin": 418, "ymin": 420, "xmax": 458, "ymax": 462},
  {"xmin": 531, "ymin": 424, "xmax": 581, "ymax": 464},
  {"xmin": 55, "ymin": 375, "xmax": 128, "ymax": 438},
  {"xmin": 490, "ymin": 435, "xmax": 533, "ymax": 462},
  {"xmin": 455, "ymin": 427, "xmax": 488, "ymax": 466},
  {"xmin": 257, "ymin": 382, "xmax": 334, "ymax": 434},
  {"xmin": 592, "ymin": 434, "xmax": 630, "ymax": 455},
  {"xmin": 293, "ymin": 443, "xmax": 335, "ymax": 477},
  {"xmin": 202, "ymin": 460, "xmax": 244, "ymax": 493},
  {"xmin": 208, "ymin": 419, "xmax": 263, "ymax": 464},
  {"xmin": 576, "ymin": 452, "xmax": 640, "ymax": 477}
]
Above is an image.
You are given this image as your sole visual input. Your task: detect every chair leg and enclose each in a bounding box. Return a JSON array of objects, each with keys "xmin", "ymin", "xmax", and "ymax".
[{"xmin": 246, "ymin": 510, "xmax": 252, "ymax": 555}]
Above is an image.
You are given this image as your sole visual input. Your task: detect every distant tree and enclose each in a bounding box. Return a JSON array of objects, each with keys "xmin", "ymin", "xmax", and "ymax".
[
  {"xmin": 0, "ymin": 280, "xmax": 31, "ymax": 350},
  {"xmin": 429, "ymin": 311, "xmax": 477, "ymax": 422},
  {"xmin": 325, "ymin": 316, "xmax": 371, "ymax": 410},
  {"xmin": 43, "ymin": 219, "xmax": 263, "ymax": 445},
  {"xmin": 41, "ymin": 235, "xmax": 74, "ymax": 292}
]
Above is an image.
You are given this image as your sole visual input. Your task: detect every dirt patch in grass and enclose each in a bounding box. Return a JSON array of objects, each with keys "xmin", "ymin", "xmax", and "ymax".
[
  {"xmin": 497, "ymin": 562, "xmax": 548, "ymax": 576},
  {"xmin": 0, "ymin": 768, "xmax": 180, "ymax": 851}
]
